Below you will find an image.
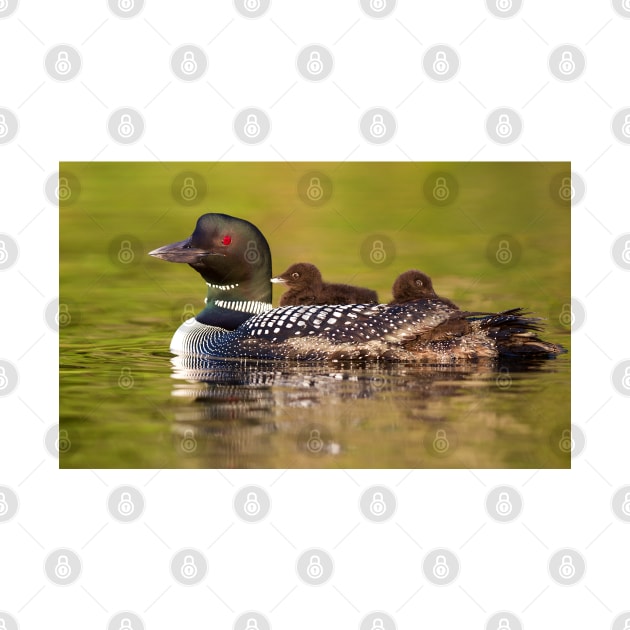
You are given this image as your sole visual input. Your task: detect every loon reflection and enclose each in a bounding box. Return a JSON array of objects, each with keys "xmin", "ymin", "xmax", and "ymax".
[{"xmin": 167, "ymin": 356, "xmax": 554, "ymax": 468}]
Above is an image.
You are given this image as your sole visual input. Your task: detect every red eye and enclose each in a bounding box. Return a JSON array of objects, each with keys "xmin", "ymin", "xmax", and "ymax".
[{"xmin": 222, "ymin": 235, "xmax": 232, "ymax": 246}]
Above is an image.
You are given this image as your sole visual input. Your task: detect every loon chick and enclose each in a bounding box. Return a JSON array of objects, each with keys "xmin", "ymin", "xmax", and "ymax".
[
  {"xmin": 149, "ymin": 213, "xmax": 563, "ymax": 361},
  {"xmin": 391, "ymin": 270, "xmax": 459, "ymax": 309},
  {"xmin": 271, "ymin": 262, "xmax": 378, "ymax": 306}
]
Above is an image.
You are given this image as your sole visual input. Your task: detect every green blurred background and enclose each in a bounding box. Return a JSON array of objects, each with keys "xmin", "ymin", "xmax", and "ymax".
[{"xmin": 59, "ymin": 162, "xmax": 570, "ymax": 468}]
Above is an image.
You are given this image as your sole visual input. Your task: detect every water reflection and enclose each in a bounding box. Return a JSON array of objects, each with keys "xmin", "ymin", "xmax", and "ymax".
[{"xmin": 168, "ymin": 355, "xmax": 569, "ymax": 469}]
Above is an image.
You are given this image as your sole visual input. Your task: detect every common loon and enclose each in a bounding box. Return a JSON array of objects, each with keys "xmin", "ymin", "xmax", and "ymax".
[
  {"xmin": 390, "ymin": 269, "xmax": 459, "ymax": 309},
  {"xmin": 271, "ymin": 262, "xmax": 379, "ymax": 306},
  {"xmin": 149, "ymin": 213, "xmax": 563, "ymax": 361}
]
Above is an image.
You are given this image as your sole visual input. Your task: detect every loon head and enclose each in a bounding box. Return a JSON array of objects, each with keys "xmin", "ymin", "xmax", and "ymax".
[
  {"xmin": 150, "ymin": 214, "xmax": 273, "ymax": 328},
  {"xmin": 150, "ymin": 213, "xmax": 272, "ymax": 297},
  {"xmin": 391, "ymin": 269, "xmax": 436, "ymax": 302}
]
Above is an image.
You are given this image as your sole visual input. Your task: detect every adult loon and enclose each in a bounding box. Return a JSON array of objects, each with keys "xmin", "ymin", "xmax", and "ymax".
[
  {"xmin": 390, "ymin": 269, "xmax": 459, "ymax": 309},
  {"xmin": 271, "ymin": 262, "xmax": 378, "ymax": 306},
  {"xmin": 149, "ymin": 213, "xmax": 563, "ymax": 361}
]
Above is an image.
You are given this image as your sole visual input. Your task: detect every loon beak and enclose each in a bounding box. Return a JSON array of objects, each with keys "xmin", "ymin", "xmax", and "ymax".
[
  {"xmin": 270, "ymin": 276, "xmax": 287, "ymax": 284},
  {"xmin": 149, "ymin": 239, "xmax": 225, "ymax": 263}
]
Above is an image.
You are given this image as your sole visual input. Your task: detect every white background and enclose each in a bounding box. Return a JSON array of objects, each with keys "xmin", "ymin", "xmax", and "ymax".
[{"xmin": 1, "ymin": 0, "xmax": 629, "ymax": 628}]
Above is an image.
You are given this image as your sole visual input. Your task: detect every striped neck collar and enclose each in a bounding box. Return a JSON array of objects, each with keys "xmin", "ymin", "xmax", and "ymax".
[
  {"xmin": 206, "ymin": 282, "xmax": 240, "ymax": 291},
  {"xmin": 214, "ymin": 299, "xmax": 272, "ymax": 315}
]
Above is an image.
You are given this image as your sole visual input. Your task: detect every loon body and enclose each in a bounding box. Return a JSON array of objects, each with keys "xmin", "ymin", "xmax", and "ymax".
[
  {"xmin": 272, "ymin": 262, "xmax": 378, "ymax": 306},
  {"xmin": 149, "ymin": 213, "xmax": 562, "ymax": 362}
]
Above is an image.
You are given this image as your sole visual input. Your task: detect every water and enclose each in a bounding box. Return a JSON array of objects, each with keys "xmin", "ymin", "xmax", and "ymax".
[
  {"xmin": 60, "ymin": 342, "xmax": 569, "ymax": 468},
  {"xmin": 59, "ymin": 162, "xmax": 570, "ymax": 469}
]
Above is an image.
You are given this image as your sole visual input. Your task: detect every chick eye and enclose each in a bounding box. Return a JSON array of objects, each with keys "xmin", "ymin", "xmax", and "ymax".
[
  {"xmin": 291, "ymin": 272, "xmax": 300, "ymax": 279},
  {"xmin": 415, "ymin": 279, "xmax": 423, "ymax": 287},
  {"xmin": 222, "ymin": 235, "xmax": 232, "ymax": 246}
]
